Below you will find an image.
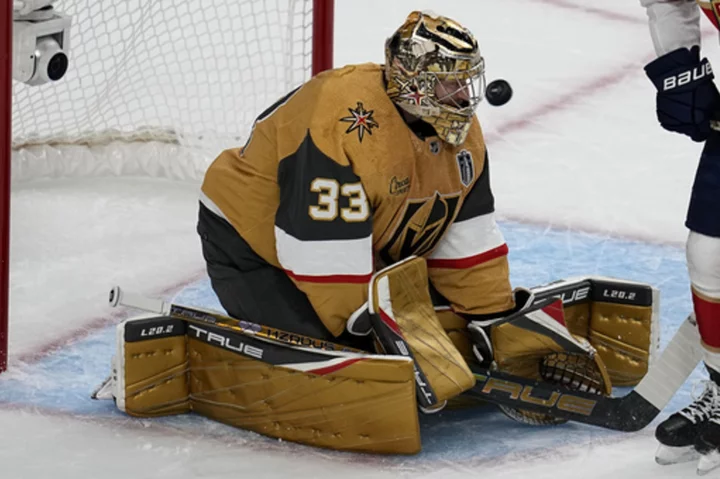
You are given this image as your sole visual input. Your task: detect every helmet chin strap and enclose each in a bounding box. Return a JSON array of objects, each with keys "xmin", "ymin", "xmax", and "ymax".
[
  {"xmin": 398, "ymin": 108, "xmax": 420, "ymax": 123},
  {"xmin": 396, "ymin": 106, "xmax": 440, "ymax": 141}
]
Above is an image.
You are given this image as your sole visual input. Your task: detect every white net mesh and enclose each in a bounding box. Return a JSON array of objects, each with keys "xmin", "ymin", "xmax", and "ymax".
[{"xmin": 11, "ymin": 0, "xmax": 317, "ymax": 182}]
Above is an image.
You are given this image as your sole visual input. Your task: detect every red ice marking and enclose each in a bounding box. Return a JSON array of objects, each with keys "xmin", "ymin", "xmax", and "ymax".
[
  {"xmin": 427, "ymin": 244, "xmax": 509, "ymax": 269},
  {"xmin": 533, "ymin": 0, "xmax": 644, "ymax": 25},
  {"xmin": 693, "ymin": 291, "xmax": 720, "ymax": 349},
  {"xmin": 542, "ymin": 298, "xmax": 566, "ymax": 327},
  {"xmin": 306, "ymin": 358, "xmax": 365, "ymax": 376},
  {"xmin": 486, "ymin": 22, "xmax": 718, "ymax": 145},
  {"xmin": 14, "ymin": 269, "xmax": 207, "ymax": 366},
  {"xmin": 486, "ymin": 60, "xmax": 642, "ymax": 144}
]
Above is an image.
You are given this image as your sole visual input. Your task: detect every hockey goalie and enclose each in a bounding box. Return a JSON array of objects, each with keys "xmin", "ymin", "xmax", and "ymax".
[{"xmin": 95, "ymin": 10, "xmax": 667, "ymax": 454}]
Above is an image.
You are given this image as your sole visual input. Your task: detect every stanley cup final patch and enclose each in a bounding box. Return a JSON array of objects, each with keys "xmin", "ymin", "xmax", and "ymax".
[{"xmin": 456, "ymin": 149, "xmax": 474, "ymax": 187}]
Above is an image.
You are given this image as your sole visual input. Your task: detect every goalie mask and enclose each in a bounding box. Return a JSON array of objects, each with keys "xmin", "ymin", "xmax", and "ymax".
[{"xmin": 385, "ymin": 11, "xmax": 486, "ymax": 146}]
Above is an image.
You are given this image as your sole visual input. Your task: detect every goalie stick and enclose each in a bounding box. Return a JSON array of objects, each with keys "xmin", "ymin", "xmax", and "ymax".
[
  {"xmin": 108, "ymin": 286, "xmax": 362, "ymax": 353},
  {"xmin": 109, "ymin": 287, "xmax": 703, "ymax": 431}
]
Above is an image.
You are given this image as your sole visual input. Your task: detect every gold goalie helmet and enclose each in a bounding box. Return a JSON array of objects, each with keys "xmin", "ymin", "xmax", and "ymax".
[{"xmin": 385, "ymin": 11, "xmax": 486, "ymax": 146}]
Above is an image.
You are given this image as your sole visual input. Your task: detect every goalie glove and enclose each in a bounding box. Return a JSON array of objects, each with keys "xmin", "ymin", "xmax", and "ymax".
[
  {"xmin": 468, "ymin": 295, "xmax": 613, "ymax": 426},
  {"xmin": 644, "ymin": 46, "xmax": 720, "ymax": 142}
]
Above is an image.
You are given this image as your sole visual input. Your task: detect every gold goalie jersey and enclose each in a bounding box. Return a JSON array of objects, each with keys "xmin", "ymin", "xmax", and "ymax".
[{"xmin": 200, "ymin": 63, "xmax": 514, "ymax": 337}]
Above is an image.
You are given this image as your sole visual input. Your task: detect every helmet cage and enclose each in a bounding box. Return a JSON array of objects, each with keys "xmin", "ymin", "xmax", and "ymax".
[
  {"xmin": 427, "ymin": 61, "xmax": 485, "ymax": 118},
  {"xmin": 385, "ymin": 11, "xmax": 486, "ymax": 146}
]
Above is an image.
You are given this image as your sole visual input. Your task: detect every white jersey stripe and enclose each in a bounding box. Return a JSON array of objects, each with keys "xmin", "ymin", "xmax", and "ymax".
[
  {"xmin": 429, "ymin": 212, "xmax": 505, "ymax": 261},
  {"xmin": 199, "ymin": 191, "xmax": 230, "ymax": 221},
  {"xmin": 275, "ymin": 226, "xmax": 373, "ymax": 278}
]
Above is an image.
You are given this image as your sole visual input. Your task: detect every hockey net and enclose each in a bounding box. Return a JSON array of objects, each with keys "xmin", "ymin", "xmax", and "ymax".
[{"xmin": 0, "ymin": 0, "xmax": 334, "ymax": 372}]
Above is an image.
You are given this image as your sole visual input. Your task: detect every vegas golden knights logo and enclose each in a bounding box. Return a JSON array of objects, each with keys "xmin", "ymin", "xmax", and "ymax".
[{"xmin": 380, "ymin": 191, "xmax": 460, "ymax": 265}]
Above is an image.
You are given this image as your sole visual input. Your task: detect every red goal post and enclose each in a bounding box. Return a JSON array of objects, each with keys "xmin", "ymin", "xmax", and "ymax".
[
  {"xmin": 1, "ymin": 0, "xmax": 11, "ymax": 373},
  {"xmin": 0, "ymin": 0, "xmax": 335, "ymax": 373}
]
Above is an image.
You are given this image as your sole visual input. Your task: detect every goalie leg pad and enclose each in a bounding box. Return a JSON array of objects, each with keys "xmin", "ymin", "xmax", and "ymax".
[
  {"xmin": 107, "ymin": 314, "xmax": 421, "ymax": 454},
  {"xmin": 187, "ymin": 338, "xmax": 419, "ymax": 454},
  {"xmin": 115, "ymin": 315, "xmax": 191, "ymax": 416}
]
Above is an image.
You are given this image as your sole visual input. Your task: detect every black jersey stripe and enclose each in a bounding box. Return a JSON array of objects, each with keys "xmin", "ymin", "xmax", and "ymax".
[
  {"xmin": 455, "ymin": 150, "xmax": 495, "ymax": 223},
  {"xmin": 276, "ymin": 131, "xmax": 373, "ymax": 241}
]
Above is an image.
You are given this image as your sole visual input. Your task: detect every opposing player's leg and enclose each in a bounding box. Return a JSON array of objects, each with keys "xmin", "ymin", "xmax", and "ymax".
[{"xmin": 655, "ymin": 131, "xmax": 720, "ymax": 473}]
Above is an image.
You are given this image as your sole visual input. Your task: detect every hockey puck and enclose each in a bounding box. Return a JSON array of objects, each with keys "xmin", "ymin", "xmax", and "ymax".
[{"xmin": 485, "ymin": 79, "xmax": 513, "ymax": 106}]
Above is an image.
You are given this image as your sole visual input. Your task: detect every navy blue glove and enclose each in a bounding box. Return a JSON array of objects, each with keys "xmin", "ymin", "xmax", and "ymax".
[{"xmin": 644, "ymin": 46, "xmax": 720, "ymax": 142}]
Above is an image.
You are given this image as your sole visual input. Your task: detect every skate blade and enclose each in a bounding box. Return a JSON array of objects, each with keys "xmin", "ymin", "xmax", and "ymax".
[
  {"xmin": 697, "ymin": 451, "xmax": 720, "ymax": 476},
  {"xmin": 655, "ymin": 444, "xmax": 699, "ymax": 465}
]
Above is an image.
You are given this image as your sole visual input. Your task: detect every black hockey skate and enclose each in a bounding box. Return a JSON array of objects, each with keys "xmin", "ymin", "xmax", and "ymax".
[
  {"xmin": 695, "ymin": 367, "xmax": 720, "ymax": 476},
  {"xmin": 696, "ymin": 416, "xmax": 720, "ymax": 476},
  {"xmin": 655, "ymin": 366, "xmax": 720, "ymax": 470}
]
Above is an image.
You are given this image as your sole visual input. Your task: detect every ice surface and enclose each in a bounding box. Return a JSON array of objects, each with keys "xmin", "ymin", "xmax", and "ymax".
[{"xmin": 3, "ymin": 0, "xmax": 719, "ymax": 477}]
